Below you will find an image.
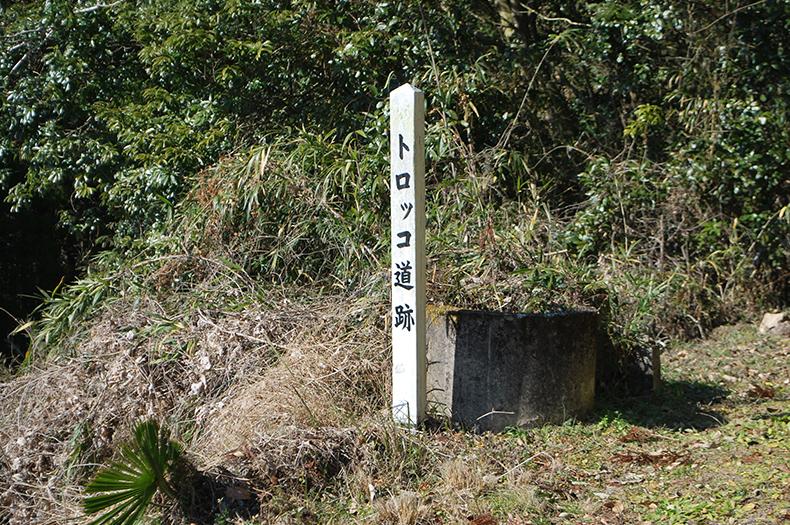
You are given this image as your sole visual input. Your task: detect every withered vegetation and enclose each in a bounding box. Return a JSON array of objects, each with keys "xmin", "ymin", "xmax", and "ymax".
[{"xmin": 1, "ymin": 284, "xmax": 788, "ymax": 523}]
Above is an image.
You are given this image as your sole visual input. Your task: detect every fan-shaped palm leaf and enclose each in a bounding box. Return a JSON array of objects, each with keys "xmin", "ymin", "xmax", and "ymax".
[{"xmin": 83, "ymin": 420, "xmax": 181, "ymax": 525}]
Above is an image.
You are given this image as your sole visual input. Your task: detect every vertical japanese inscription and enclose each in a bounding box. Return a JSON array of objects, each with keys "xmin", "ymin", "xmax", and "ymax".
[{"xmin": 390, "ymin": 83, "xmax": 426, "ymax": 426}]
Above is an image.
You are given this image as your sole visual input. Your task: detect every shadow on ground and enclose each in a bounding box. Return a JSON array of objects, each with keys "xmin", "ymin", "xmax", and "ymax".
[
  {"xmin": 593, "ymin": 379, "xmax": 729, "ymax": 430},
  {"xmin": 165, "ymin": 464, "xmax": 261, "ymax": 525}
]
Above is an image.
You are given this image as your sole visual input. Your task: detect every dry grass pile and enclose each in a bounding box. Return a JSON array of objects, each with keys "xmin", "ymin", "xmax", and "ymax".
[
  {"xmin": 194, "ymin": 297, "xmax": 387, "ymax": 463},
  {"xmin": 0, "ymin": 291, "xmax": 390, "ymax": 524}
]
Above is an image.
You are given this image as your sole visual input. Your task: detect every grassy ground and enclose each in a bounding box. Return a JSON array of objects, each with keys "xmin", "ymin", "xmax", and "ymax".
[
  {"xmin": 1, "ymin": 296, "xmax": 787, "ymax": 525},
  {"xmin": 270, "ymin": 323, "xmax": 789, "ymax": 525}
]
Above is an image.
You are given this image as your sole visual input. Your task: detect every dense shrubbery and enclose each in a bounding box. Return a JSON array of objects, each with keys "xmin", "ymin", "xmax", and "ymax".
[{"xmin": 1, "ymin": 0, "xmax": 788, "ymax": 358}]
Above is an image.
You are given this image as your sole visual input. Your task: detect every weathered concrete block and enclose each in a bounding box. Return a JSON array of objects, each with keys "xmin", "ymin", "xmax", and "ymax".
[{"xmin": 426, "ymin": 307, "xmax": 597, "ymax": 432}]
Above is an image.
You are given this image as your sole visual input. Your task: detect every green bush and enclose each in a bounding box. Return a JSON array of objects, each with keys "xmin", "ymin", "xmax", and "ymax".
[{"xmin": 3, "ymin": 0, "xmax": 788, "ymax": 356}]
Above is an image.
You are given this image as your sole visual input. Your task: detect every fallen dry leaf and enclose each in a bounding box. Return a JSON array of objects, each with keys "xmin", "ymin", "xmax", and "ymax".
[
  {"xmin": 619, "ymin": 427, "xmax": 656, "ymax": 443},
  {"xmin": 741, "ymin": 452, "xmax": 763, "ymax": 464},
  {"xmin": 611, "ymin": 472, "xmax": 645, "ymax": 485},
  {"xmin": 469, "ymin": 513, "xmax": 497, "ymax": 525},
  {"xmin": 747, "ymin": 384, "xmax": 776, "ymax": 398},
  {"xmin": 612, "ymin": 450, "xmax": 688, "ymax": 467}
]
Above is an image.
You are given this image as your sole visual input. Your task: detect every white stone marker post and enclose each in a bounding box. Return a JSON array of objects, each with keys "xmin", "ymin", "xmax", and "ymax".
[{"xmin": 390, "ymin": 83, "xmax": 426, "ymax": 426}]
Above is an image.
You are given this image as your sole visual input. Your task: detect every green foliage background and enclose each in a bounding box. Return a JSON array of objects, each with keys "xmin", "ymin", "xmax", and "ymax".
[{"xmin": 1, "ymin": 0, "xmax": 788, "ymax": 356}]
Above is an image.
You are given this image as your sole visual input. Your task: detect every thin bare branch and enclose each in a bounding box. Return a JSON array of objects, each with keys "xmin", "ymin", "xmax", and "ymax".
[
  {"xmin": 74, "ymin": 1, "xmax": 124, "ymax": 15},
  {"xmin": 690, "ymin": 0, "xmax": 767, "ymax": 34}
]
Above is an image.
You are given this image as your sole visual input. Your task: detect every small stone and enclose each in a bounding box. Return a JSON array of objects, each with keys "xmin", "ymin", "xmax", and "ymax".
[{"xmin": 759, "ymin": 312, "xmax": 789, "ymax": 335}]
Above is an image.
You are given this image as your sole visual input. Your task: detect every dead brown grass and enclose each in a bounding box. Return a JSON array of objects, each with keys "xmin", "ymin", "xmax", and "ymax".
[
  {"xmin": 374, "ymin": 490, "xmax": 430, "ymax": 525},
  {"xmin": 194, "ymin": 298, "xmax": 387, "ymax": 466},
  {"xmin": 0, "ymin": 291, "xmax": 389, "ymax": 524}
]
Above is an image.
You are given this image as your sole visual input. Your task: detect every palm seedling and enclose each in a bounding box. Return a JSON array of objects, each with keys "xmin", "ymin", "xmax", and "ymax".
[{"xmin": 83, "ymin": 420, "xmax": 182, "ymax": 525}]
